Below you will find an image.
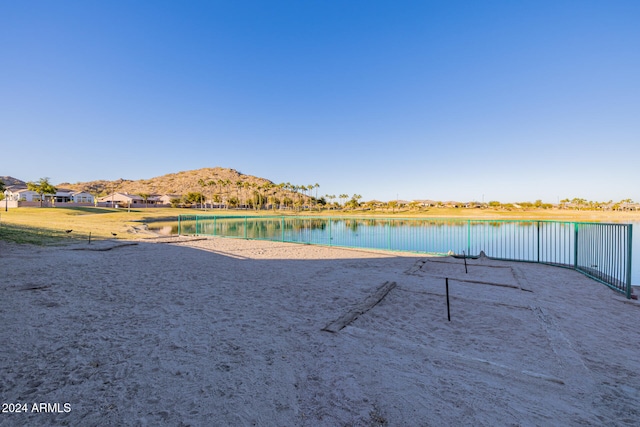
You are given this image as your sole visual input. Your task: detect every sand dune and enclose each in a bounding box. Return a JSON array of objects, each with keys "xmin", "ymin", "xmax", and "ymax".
[{"xmin": 1, "ymin": 237, "xmax": 638, "ymax": 426}]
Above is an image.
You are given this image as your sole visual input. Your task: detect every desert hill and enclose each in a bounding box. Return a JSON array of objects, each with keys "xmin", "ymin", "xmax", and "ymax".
[
  {"xmin": 0, "ymin": 176, "xmax": 27, "ymax": 188},
  {"xmin": 58, "ymin": 167, "xmax": 313, "ymax": 204}
]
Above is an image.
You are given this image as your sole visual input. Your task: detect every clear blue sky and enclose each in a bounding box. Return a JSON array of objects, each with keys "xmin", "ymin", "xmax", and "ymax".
[{"xmin": 1, "ymin": 1, "xmax": 639, "ymax": 203}]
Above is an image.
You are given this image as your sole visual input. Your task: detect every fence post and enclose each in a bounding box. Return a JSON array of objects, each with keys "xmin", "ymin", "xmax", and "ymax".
[
  {"xmin": 537, "ymin": 221, "xmax": 540, "ymax": 263},
  {"xmin": 244, "ymin": 216, "xmax": 248, "ymax": 239},
  {"xmin": 626, "ymin": 224, "xmax": 633, "ymax": 299},
  {"xmin": 467, "ymin": 219, "xmax": 471, "ymax": 256},
  {"xmin": 281, "ymin": 216, "xmax": 285, "ymax": 242},
  {"xmin": 329, "ymin": 217, "xmax": 332, "ymax": 246},
  {"xmin": 213, "ymin": 216, "xmax": 217, "ymax": 236},
  {"xmin": 574, "ymin": 222, "xmax": 579, "ymax": 269},
  {"xmin": 178, "ymin": 215, "xmax": 181, "ymax": 236},
  {"xmin": 195, "ymin": 216, "xmax": 199, "ymax": 236}
]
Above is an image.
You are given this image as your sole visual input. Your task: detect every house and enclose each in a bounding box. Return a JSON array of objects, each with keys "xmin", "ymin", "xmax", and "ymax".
[
  {"xmin": 70, "ymin": 191, "xmax": 94, "ymax": 204},
  {"xmin": 443, "ymin": 201, "xmax": 463, "ymax": 208},
  {"xmin": 2, "ymin": 185, "xmax": 94, "ymax": 207},
  {"xmin": 412, "ymin": 200, "xmax": 438, "ymax": 207},
  {"xmin": 49, "ymin": 189, "xmax": 94, "ymax": 204},
  {"xmin": 97, "ymin": 193, "xmax": 161, "ymax": 208},
  {"xmin": 158, "ymin": 194, "xmax": 182, "ymax": 206},
  {"xmin": 464, "ymin": 201, "xmax": 486, "ymax": 209},
  {"xmin": 6, "ymin": 187, "xmax": 41, "ymax": 202}
]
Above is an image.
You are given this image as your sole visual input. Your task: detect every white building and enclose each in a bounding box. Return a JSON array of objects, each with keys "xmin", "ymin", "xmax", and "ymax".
[
  {"xmin": 97, "ymin": 192, "xmax": 161, "ymax": 208},
  {"xmin": 4, "ymin": 188, "xmax": 40, "ymax": 202},
  {"xmin": 51, "ymin": 189, "xmax": 94, "ymax": 204},
  {"xmin": 2, "ymin": 187, "xmax": 94, "ymax": 205}
]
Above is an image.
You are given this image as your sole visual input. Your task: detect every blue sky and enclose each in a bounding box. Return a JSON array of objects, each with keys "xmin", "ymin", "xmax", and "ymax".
[{"xmin": 1, "ymin": 1, "xmax": 639, "ymax": 203}]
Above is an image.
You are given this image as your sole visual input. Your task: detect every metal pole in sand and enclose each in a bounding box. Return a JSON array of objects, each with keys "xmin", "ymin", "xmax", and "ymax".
[
  {"xmin": 463, "ymin": 251, "xmax": 468, "ymax": 274},
  {"xmin": 446, "ymin": 278, "xmax": 451, "ymax": 321}
]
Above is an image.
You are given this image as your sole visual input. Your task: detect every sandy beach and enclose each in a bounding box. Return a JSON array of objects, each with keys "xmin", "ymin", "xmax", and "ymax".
[{"xmin": 1, "ymin": 236, "xmax": 639, "ymax": 426}]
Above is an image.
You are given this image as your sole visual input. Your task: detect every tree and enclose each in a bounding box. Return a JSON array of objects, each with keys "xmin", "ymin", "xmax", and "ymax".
[
  {"xmin": 307, "ymin": 184, "xmax": 314, "ymax": 209},
  {"xmin": 183, "ymin": 192, "xmax": 204, "ymax": 207},
  {"xmin": 0, "ymin": 179, "xmax": 5, "ymax": 194},
  {"xmin": 268, "ymin": 195, "xmax": 280, "ymax": 210},
  {"xmin": 197, "ymin": 179, "xmax": 207, "ymax": 210},
  {"xmin": 283, "ymin": 196, "xmax": 293, "ymax": 209},
  {"xmin": 326, "ymin": 194, "xmax": 337, "ymax": 209},
  {"xmin": 346, "ymin": 194, "xmax": 362, "ymax": 209},
  {"xmin": 241, "ymin": 181, "xmax": 250, "ymax": 208},
  {"xmin": 206, "ymin": 180, "xmax": 217, "ymax": 209},
  {"xmin": 339, "ymin": 194, "xmax": 349, "ymax": 208},
  {"xmin": 227, "ymin": 196, "xmax": 239, "ymax": 208},
  {"xmin": 27, "ymin": 177, "xmax": 57, "ymax": 207},
  {"xmin": 222, "ymin": 179, "xmax": 232, "ymax": 209},
  {"xmin": 235, "ymin": 180, "xmax": 243, "ymax": 208},
  {"xmin": 138, "ymin": 193, "xmax": 151, "ymax": 208}
]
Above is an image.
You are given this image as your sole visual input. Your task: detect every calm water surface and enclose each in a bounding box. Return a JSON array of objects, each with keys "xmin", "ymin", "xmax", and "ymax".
[{"xmin": 151, "ymin": 219, "xmax": 640, "ymax": 286}]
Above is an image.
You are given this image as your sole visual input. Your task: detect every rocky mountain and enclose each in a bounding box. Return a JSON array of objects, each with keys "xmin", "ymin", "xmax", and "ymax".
[
  {"xmin": 0, "ymin": 176, "xmax": 27, "ymax": 188},
  {"xmin": 57, "ymin": 167, "xmax": 313, "ymax": 203}
]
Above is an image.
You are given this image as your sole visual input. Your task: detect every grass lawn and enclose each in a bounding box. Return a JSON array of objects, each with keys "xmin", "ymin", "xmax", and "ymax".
[
  {"xmin": 0, "ymin": 206, "xmax": 638, "ymax": 245},
  {"xmin": 0, "ymin": 207, "xmax": 181, "ymax": 244}
]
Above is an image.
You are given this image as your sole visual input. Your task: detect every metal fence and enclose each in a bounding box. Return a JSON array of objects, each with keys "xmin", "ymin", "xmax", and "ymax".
[{"xmin": 178, "ymin": 215, "xmax": 633, "ymax": 298}]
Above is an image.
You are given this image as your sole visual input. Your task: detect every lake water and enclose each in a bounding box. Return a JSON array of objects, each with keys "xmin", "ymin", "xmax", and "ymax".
[{"xmin": 151, "ymin": 218, "xmax": 639, "ymax": 286}]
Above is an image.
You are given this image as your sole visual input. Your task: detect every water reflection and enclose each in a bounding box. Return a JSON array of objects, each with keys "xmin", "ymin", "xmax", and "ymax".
[{"xmin": 150, "ymin": 218, "xmax": 638, "ymax": 285}]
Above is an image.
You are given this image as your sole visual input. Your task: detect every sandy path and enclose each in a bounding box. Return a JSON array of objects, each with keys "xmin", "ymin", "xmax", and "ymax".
[{"xmin": 1, "ymin": 237, "xmax": 638, "ymax": 426}]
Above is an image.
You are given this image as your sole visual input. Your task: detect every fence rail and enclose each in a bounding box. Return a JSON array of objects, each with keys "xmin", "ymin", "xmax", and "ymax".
[{"xmin": 178, "ymin": 215, "xmax": 633, "ymax": 298}]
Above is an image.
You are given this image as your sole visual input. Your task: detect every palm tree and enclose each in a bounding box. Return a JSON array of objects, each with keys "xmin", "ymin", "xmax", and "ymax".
[
  {"xmin": 138, "ymin": 193, "xmax": 151, "ymax": 208},
  {"xmin": 261, "ymin": 183, "xmax": 274, "ymax": 209},
  {"xmin": 242, "ymin": 181, "xmax": 251, "ymax": 209},
  {"xmin": 275, "ymin": 183, "xmax": 285, "ymax": 209},
  {"xmin": 291, "ymin": 185, "xmax": 301, "ymax": 211},
  {"xmin": 225, "ymin": 179, "xmax": 233, "ymax": 208},
  {"xmin": 339, "ymin": 194, "xmax": 349, "ymax": 209},
  {"xmin": 299, "ymin": 185, "xmax": 306, "ymax": 210},
  {"xmin": 324, "ymin": 194, "xmax": 335, "ymax": 210},
  {"xmin": 307, "ymin": 184, "xmax": 314, "ymax": 209},
  {"xmin": 250, "ymin": 183, "xmax": 260, "ymax": 210},
  {"xmin": 207, "ymin": 180, "xmax": 217, "ymax": 209},
  {"xmin": 235, "ymin": 180, "xmax": 243, "ymax": 208},
  {"xmin": 197, "ymin": 179, "xmax": 206, "ymax": 210}
]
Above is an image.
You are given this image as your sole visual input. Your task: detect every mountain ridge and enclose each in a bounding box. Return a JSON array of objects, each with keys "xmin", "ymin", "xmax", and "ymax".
[{"xmin": 57, "ymin": 167, "xmax": 278, "ymax": 196}]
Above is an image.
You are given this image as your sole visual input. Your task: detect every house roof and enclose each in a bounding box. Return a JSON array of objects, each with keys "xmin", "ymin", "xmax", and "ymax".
[
  {"xmin": 6, "ymin": 185, "xmax": 27, "ymax": 191},
  {"xmin": 98, "ymin": 192, "xmax": 161, "ymax": 202}
]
